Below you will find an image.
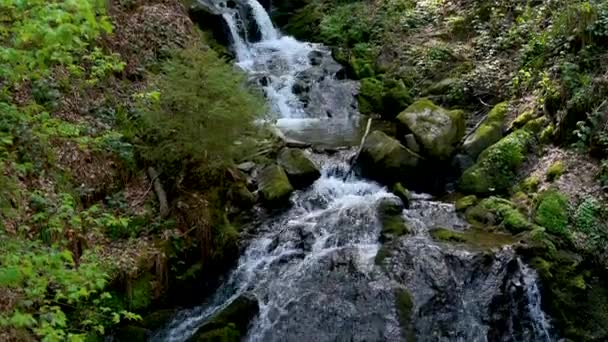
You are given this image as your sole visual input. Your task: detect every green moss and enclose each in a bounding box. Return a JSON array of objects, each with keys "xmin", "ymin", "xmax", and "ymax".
[
  {"xmin": 374, "ymin": 246, "xmax": 391, "ymax": 266},
  {"xmin": 539, "ymin": 124, "xmax": 555, "ymax": 144},
  {"xmin": 460, "ymin": 129, "xmax": 535, "ymax": 194},
  {"xmin": 469, "ymin": 197, "xmax": 531, "ymax": 233},
  {"xmin": 511, "ymin": 110, "xmax": 535, "ymax": 129},
  {"xmin": 535, "ymin": 190, "xmax": 570, "ymax": 237},
  {"xmin": 380, "ymin": 215, "xmax": 410, "ymax": 239},
  {"xmin": 394, "ymin": 288, "xmax": 414, "ymax": 341},
  {"xmin": 519, "ymin": 175, "xmax": 540, "ymax": 193},
  {"xmin": 282, "ymin": 3, "xmax": 325, "ymax": 40},
  {"xmin": 546, "ymin": 161, "xmax": 565, "ymax": 182},
  {"xmin": 358, "ymin": 130, "xmax": 421, "ymax": 184},
  {"xmin": 430, "ymin": 227, "xmax": 517, "ymax": 249},
  {"xmin": 455, "ymin": 195, "xmax": 477, "ymax": 212},
  {"xmin": 358, "ymin": 77, "xmax": 412, "ymax": 117},
  {"xmin": 391, "ymin": 183, "xmax": 412, "ymax": 207},
  {"xmin": 257, "ymin": 164, "xmax": 294, "ymax": 205},
  {"xmin": 277, "ymin": 148, "xmax": 320, "ymax": 188}
]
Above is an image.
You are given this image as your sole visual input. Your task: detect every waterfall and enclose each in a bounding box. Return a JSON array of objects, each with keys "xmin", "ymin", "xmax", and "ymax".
[{"xmin": 153, "ymin": 1, "xmax": 558, "ymax": 341}]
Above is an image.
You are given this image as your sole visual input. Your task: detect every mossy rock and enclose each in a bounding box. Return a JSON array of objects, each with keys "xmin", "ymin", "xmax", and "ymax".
[
  {"xmin": 519, "ymin": 175, "xmax": 540, "ymax": 193},
  {"xmin": 378, "ymin": 197, "xmax": 410, "ymax": 241},
  {"xmin": 391, "ymin": 183, "xmax": 412, "ymax": 208},
  {"xmin": 257, "ymin": 164, "xmax": 294, "ymax": 206},
  {"xmin": 430, "ymin": 227, "xmax": 517, "ymax": 249},
  {"xmin": 394, "ymin": 288, "xmax": 415, "ymax": 341},
  {"xmin": 466, "ymin": 197, "xmax": 531, "ymax": 233},
  {"xmin": 462, "ymin": 102, "xmax": 507, "ymax": 160},
  {"xmin": 546, "ymin": 161, "xmax": 565, "ymax": 182},
  {"xmin": 188, "ymin": 294, "xmax": 259, "ymax": 341},
  {"xmin": 374, "ymin": 246, "xmax": 392, "ymax": 266},
  {"xmin": 277, "ymin": 148, "xmax": 320, "ymax": 188},
  {"xmin": 459, "ymin": 129, "xmax": 535, "ymax": 194},
  {"xmin": 534, "ymin": 190, "xmax": 569, "ymax": 238},
  {"xmin": 455, "ymin": 195, "xmax": 477, "ymax": 212},
  {"xmin": 397, "ymin": 99, "xmax": 465, "ymax": 160},
  {"xmin": 426, "ymin": 78, "xmax": 459, "ymax": 95},
  {"xmin": 356, "ymin": 130, "xmax": 421, "ymax": 185}
]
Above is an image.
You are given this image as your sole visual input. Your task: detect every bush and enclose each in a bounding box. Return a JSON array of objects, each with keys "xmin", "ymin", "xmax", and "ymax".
[{"xmin": 138, "ymin": 45, "xmax": 266, "ymax": 175}]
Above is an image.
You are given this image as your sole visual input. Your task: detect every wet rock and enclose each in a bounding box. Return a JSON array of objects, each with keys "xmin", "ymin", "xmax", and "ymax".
[
  {"xmin": 188, "ymin": 294, "xmax": 259, "ymax": 341},
  {"xmin": 277, "ymin": 148, "xmax": 321, "ymax": 188},
  {"xmin": 228, "ymin": 183, "xmax": 257, "ymax": 209},
  {"xmin": 462, "ymin": 102, "xmax": 507, "ymax": 160},
  {"xmin": 455, "ymin": 195, "xmax": 477, "ymax": 212},
  {"xmin": 404, "ymin": 134, "xmax": 420, "ymax": 153},
  {"xmin": 397, "ymin": 99, "xmax": 465, "ymax": 160},
  {"xmin": 291, "ymin": 81, "xmax": 309, "ymax": 95},
  {"xmin": 308, "ymin": 50, "xmax": 324, "ymax": 66},
  {"xmin": 257, "ymin": 164, "xmax": 294, "ymax": 205},
  {"xmin": 356, "ymin": 130, "xmax": 421, "ymax": 185}
]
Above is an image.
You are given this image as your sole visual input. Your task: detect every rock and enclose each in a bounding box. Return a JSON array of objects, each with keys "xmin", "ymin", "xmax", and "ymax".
[
  {"xmin": 426, "ymin": 78, "xmax": 458, "ymax": 95},
  {"xmin": 115, "ymin": 326, "xmax": 150, "ymax": 341},
  {"xmin": 462, "ymin": 102, "xmax": 508, "ymax": 160},
  {"xmin": 257, "ymin": 164, "xmax": 294, "ymax": 205},
  {"xmin": 308, "ymin": 50, "xmax": 323, "ymax": 66},
  {"xmin": 397, "ymin": 99, "xmax": 465, "ymax": 160},
  {"xmin": 455, "ymin": 195, "xmax": 477, "ymax": 212},
  {"xmin": 391, "ymin": 183, "xmax": 412, "ymax": 208},
  {"xmin": 228, "ymin": 184, "xmax": 257, "ymax": 209},
  {"xmin": 378, "ymin": 197, "xmax": 409, "ymax": 241},
  {"xmin": 140, "ymin": 309, "xmax": 177, "ymax": 331},
  {"xmin": 277, "ymin": 148, "xmax": 321, "ymax": 188},
  {"xmin": 188, "ymin": 294, "xmax": 259, "ymax": 341},
  {"xmin": 237, "ymin": 161, "xmax": 256, "ymax": 173},
  {"xmin": 459, "ymin": 128, "xmax": 535, "ymax": 195},
  {"xmin": 404, "ymin": 134, "xmax": 420, "ymax": 153},
  {"xmin": 358, "ymin": 77, "xmax": 412, "ymax": 118},
  {"xmin": 358, "ymin": 77, "xmax": 384, "ymax": 115},
  {"xmin": 356, "ymin": 131, "xmax": 421, "ymax": 185}
]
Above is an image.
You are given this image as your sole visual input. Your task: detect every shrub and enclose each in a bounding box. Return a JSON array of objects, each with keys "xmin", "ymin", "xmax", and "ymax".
[{"xmin": 138, "ymin": 45, "xmax": 266, "ymax": 175}]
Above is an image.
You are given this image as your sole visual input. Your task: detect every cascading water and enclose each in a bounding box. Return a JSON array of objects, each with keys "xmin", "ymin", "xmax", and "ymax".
[{"xmin": 153, "ymin": 1, "xmax": 556, "ymax": 341}]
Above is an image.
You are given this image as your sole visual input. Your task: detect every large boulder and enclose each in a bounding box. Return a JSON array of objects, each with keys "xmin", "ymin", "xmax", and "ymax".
[
  {"xmin": 257, "ymin": 164, "xmax": 294, "ymax": 205},
  {"xmin": 459, "ymin": 128, "xmax": 535, "ymax": 195},
  {"xmin": 277, "ymin": 148, "xmax": 321, "ymax": 188},
  {"xmin": 356, "ymin": 130, "xmax": 421, "ymax": 184},
  {"xmin": 396, "ymin": 99, "xmax": 465, "ymax": 160},
  {"xmin": 188, "ymin": 294, "xmax": 259, "ymax": 342},
  {"xmin": 462, "ymin": 102, "xmax": 507, "ymax": 160}
]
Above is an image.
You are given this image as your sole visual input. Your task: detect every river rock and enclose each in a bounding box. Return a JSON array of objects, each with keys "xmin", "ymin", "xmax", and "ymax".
[
  {"xmin": 188, "ymin": 293, "xmax": 259, "ymax": 342},
  {"xmin": 277, "ymin": 148, "xmax": 321, "ymax": 188},
  {"xmin": 377, "ymin": 197, "xmax": 409, "ymax": 241},
  {"xmin": 257, "ymin": 164, "xmax": 294, "ymax": 205},
  {"xmin": 462, "ymin": 102, "xmax": 507, "ymax": 160},
  {"xmin": 396, "ymin": 99, "xmax": 465, "ymax": 160},
  {"xmin": 356, "ymin": 130, "xmax": 421, "ymax": 185}
]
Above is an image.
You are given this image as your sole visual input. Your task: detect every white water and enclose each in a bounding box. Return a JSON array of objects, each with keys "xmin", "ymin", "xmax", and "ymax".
[{"xmin": 153, "ymin": 0, "xmax": 557, "ymax": 340}]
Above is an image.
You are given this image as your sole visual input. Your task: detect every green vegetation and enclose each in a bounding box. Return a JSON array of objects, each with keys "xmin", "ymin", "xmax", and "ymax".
[
  {"xmin": 546, "ymin": 161, "xmax": 565, "ymax": 182},
  {"xmin": 430, "ymin": 227, "xmax": 517, "ymax": 249},
  {"xmin": 535, "ymin": 190, "xmax": 570, "ymax": 238},
  {"xmin": 394, "ymin": 288, "xmax": 415, "ymax": 341},
  {"xmin": 138, "ymin": 44, "xmax": 266, "ymax": 175}
]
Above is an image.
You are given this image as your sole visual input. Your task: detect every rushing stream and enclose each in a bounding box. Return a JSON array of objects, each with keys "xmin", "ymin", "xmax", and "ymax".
[{"xmin": 153, "ymin": 1, "xmax": 556, "ymax": 341}]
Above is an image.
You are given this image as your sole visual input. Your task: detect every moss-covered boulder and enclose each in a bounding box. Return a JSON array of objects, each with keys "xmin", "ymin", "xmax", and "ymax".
[
  {"xmin": 396, "ymin": 99, "xmax": 465, "ymax": 160},
  {"xmin": 455, "ymin": 195, "xmax": 477, "ymax": 212},
  {"xmin": 462, "ymin": 102, "xmax": 507, "ymax": 160},
  {"xmin": 277, "ymin": 148, "xmax": 320, "ymax": 188},
  {"xmin": 356, "ymin": 130, "xmax": 421, "ymax": 185},
  {"xmin": 377, "ymin": 197, "xmax": 409, "ymax": 241},
  {"xmin": 358, "ymin": 77, "xmax": 384, "ymax": 115},
  {"xmin": 459, "ymin": 128, "xmax": 535, "ymax": 194},
  {"xmin": 466, "ymin": 197, "xmax": 531, "ymax": 233},
  {"xmin": 188, "ymin": 294, "xmax": 259, "ymax": 342},
  {"xmin": 257, "ymin": 164, "xmax": 294, "ymax": 206},
  {"xmin": 535, "ymin": 190, "xmax": 569, "ymax": 238},
  {"xmin": 430, "ymin": 227, "xmax": 517, "ymax": 249}
]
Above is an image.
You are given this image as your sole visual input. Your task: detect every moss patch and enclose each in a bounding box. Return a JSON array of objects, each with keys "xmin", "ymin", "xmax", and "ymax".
[
  {"xmin": 455, "ymin": 195, "xmax": 477, "ymax": 212},
  {"xmin": 535, "ymin": 190, "xmax": 569, "ymax": 237},
  {"xmin": 546, "ymin": 161, "xmax": 565, "ymax": 182},
  {"xmin": 257, "ymin": 164, "xmax": 294, "ymax": 206},
  {"xmin": 462, "ymin": 102, "xmax": 507, "ymax": 159},
  {"xmin": 465, "ymin": 197, "xmax": 531, "ymax": 233},
  {"xmin": 394, "ymin": 288, "xmax": 415, "ymax": 341}
]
